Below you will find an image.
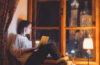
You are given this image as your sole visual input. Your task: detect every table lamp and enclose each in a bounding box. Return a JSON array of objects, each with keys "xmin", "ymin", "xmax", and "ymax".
[{"xmin": 83, "ymin": 38, "xmax": 93, "ymax": 65}]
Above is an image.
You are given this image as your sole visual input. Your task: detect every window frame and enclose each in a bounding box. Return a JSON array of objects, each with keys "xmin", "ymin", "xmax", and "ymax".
[{"xmin": 28, "ymin": 0, "xmax": 100, "ymax": 65}]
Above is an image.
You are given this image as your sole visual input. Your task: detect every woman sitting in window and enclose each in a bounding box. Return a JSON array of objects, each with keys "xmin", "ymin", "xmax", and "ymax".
[{"xmin": 9, "ymin": 20, "xmax": 68, "ymax": 65}]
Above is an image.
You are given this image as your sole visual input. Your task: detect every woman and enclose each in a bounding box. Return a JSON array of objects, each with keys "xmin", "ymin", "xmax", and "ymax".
[{"xmin": 9, "ymin": 20, "xmax": 68, "ymax": 65}]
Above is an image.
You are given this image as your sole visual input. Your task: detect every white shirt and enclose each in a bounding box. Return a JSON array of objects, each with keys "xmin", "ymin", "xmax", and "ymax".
[{"xmin": 9, "ymin": 34, "xmax": 32, "ymax": 65}]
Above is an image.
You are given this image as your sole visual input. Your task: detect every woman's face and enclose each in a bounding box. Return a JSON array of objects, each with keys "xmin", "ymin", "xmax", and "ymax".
[{"xmin": 25, "ymin": 24, "xmax": 32, "ymax": 34}]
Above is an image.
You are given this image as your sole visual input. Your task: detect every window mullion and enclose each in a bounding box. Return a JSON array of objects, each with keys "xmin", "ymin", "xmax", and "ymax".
[{"xmin": 60, "ymin": 0, "xmax": 66, "ymax": 56}]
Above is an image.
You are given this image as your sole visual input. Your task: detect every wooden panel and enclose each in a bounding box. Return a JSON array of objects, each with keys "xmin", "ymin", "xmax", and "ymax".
[
  {"xmin": 32, "ymin": 0, "xmax": 37, "ymax": 47},
  {"xmin": 60, "ymin": 0, "xmax": 66, "ymax": 56},
  {"xmin": 65, "ymin": 27, "xmax": 96, "ymax": 30},
  {"xmin": 95, "ymin": 0, "xmax": 100, "ymax": 65},
  {"xmin": 99, "ymin": 0, "xmax": 100, "ymax": 64},
  {"xmin": 32, "ymin": 27, "xmax": 96, "ymax": 30},
  {"xmin": 28, "ymin": 0, "xmax": 32, "ymax": 22},
  {"xmin": 32, "ymin": 27, "xmax": 59, "ymax": 29}
]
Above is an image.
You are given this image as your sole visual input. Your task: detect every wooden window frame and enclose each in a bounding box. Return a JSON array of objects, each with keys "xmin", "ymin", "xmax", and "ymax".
[{"xmin": 28, "ymin": 0, "xmax": 100, "ymax": 65}]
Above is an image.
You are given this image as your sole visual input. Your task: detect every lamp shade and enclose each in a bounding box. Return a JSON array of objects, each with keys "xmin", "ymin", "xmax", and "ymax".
[{"xmin": 83, "ymin": 38, "xmax": 93, "ymax": 49}]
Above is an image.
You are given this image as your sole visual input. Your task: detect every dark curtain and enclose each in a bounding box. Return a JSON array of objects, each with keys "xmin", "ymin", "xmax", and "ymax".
[{"xmin": 0, "ymin": 0, "xmax": 19, "ymax": 65}]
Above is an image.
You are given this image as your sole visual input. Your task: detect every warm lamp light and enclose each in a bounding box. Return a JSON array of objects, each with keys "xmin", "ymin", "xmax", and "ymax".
[
  {"xmin": 83, "ymin": 38, "xmax": 93, "ymax": 65},
  {"xmin": 83, "ymin": 38, "xmax": 93, "ymax": 50}
]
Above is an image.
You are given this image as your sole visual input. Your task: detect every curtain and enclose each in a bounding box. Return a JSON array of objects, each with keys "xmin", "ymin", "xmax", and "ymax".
[{"xmin": 0, "ymin": 0, "xmax": 19, "ymax": 65}]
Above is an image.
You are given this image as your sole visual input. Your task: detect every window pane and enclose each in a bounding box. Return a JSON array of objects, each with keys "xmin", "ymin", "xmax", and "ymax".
[
  {"xmin": 36, "ymin": 29, "xmax": 60, "ymax": 49},
  {"xmin": 37, "ymin": 2, "xmax": 60, "ymax": 27},
  {"xmin": 66, "ymin": 0, "xmax": 94, "ymax": 27},
  {"xmin": 66, "ymin": 29, "xmax": 95, "ymax": 58}
]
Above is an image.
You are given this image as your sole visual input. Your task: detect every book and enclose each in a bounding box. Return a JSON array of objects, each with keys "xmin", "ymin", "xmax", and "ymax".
[{"xmin": 38, "ymin": 36, "xmax": 49, "ymax": 48}]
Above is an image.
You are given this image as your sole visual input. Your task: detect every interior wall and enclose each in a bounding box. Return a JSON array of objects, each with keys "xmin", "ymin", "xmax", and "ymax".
[{"xmin": 8, "ymin": 0, "xmax": 27, "ymax": 35}]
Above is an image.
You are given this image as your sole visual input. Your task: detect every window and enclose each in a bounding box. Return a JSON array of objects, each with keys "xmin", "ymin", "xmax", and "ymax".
[
  {"xmin": 28, "ymin": 0, "xmax": 60, "ymax": 49},
  {"xmin": 66, "ymin": 0, "xmax": 94, "ymax": 58},
  {"xmin": 28, "ymin": 0, "xmax": 99, "ymax": 65}
]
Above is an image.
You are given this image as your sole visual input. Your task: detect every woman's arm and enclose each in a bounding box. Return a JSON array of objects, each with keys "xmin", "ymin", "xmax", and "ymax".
[
  {"xmin": 22, "ymin": 47, "xmax": 37, "ymax": 54},
  {"xmin": 10, "ymin": 46, "xmax": 37, "ymax": 57}
]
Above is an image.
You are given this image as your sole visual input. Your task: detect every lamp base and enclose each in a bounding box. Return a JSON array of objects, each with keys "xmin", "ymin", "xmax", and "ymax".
[
  {"xmin": 87, "ymin": 49, "xmax": 91, "ymax": 55},
  {"xmin": 87, "ymin": 49, "xmax": 91, "ymax": 65}
]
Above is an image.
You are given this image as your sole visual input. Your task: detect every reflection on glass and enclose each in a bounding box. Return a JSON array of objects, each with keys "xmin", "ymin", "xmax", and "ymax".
[
  {"xmin": 80, "ymin": 1, "xmax": 92, "ymax": 27},
  {"xmin": 69, "ymin": 0, "xmax": 79, "ymax": 40},
  {"xmin": 66, "ymin": 0, "xmax": 93, "ymax": 27},
  {"xmin": 69, "ymin": 0, "xmax": 79, "ymax": 27},
  {"xmin": 37, "ymin": 2, "xmax": 60, "ymax": 27},
  {"xmin": 36, "ymin": 29, "xmax": 59, "ymax": 48},
  {"xmin": 66, "ymin": 29, "xmax": 94, "ymax": 58}
]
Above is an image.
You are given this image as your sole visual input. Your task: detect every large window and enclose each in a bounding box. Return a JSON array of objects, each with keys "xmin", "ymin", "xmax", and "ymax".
[
  {"xmin": 66, "ymin": 0, "xmax": 94, "ymax": 58},
  {"xmin": 28, "ymin": 0, "xmax": 99, "ymax": 65}
]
